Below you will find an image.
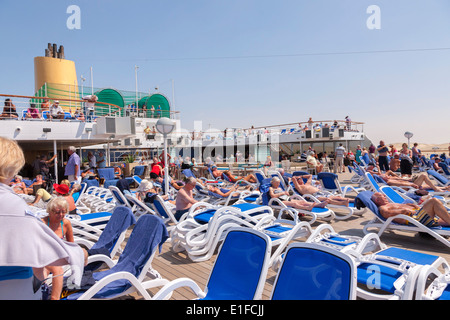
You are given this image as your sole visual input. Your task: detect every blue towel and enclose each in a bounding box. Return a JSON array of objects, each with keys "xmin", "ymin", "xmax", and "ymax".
[
  {"xmin": 116, "ymin": 179, "xmax": 131, "ymax": 194},
  {"xmin": 90, "ymin": 206, "xmax": 136, "ymax": 253},
  {"xmin": 318, "ymin": 172, "xmax": 339, "ymax": 190},
  {"xmin": 67, "ymin": 215, "xmax": 168, "ymax": 299},
  {"xmin": 133, "ymin": 165, "xmax": 146, "ymax": 176},
  {"xmin": 85, "ymin": 179, "xmax": 99, "ymax": 188},
  {"xmin": 97, "ymin": 168, "xmax": 116, "ymax": 180},
  {"xmin": 427, "ymin": 170, "xmax": 448, "ymax": 185}
]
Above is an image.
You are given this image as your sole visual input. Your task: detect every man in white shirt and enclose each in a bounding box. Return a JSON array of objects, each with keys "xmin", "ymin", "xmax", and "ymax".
[
  {"xmin": 49, "ymin": 101, "xmax": 64, "ymax": 120},
  {"xmin": 87, "ymin": 151, "xmax": 96, "ymax": 168},
  {"xmin": 334, "ymin": 143, "xmax": 346, "ymax": 173}
]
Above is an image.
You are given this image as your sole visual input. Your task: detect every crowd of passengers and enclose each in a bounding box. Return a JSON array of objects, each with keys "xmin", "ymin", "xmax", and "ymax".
[{"xmin": 0, "ymin": 97, "xmax": 164, "ymax": 121}]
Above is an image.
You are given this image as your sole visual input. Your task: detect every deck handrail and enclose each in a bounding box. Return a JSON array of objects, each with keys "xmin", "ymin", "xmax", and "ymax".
[{"xmin": 0, "ymin": 93, "xmax": 122, "ymax": 114}]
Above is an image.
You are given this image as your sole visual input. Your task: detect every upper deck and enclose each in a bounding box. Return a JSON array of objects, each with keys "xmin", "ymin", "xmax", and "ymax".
[{"xmin": 0, "ymin": 93, "xmax": 180, "ymax": 152}]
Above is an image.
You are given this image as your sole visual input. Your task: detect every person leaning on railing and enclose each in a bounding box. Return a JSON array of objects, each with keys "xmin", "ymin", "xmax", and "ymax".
[
  {"xmin": 82, "ymin": 94, "xmax": 98, "ymax": 121},
  {"xmin": 0, "ymin": 98, "xmax": 19, "ymax": 119}
]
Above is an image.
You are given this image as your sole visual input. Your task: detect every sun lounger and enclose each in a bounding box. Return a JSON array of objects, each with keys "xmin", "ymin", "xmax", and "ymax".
[
  {"xmin": 356, "ymin": 190, "xmax": 450, "ymax": 249},
  {"xmin": 65, "ymin": 215, "xmax": 169, "ymax": 300},
  {"xmin": 153, "ymin": 227, "xmax": 272, "ymax": 300},
  {"xmin": 270, "ymin": 242, "xmax": 357, "ymax": 300}
]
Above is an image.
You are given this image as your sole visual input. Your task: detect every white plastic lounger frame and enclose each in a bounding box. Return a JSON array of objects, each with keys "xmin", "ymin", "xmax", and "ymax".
[
  {"xmin": 124, "ymin": 194, "xmax": 157, "ymax": 219},
  {"xmin": 108, "ymin": 185, "xmax": 132, "ymax": 208},
  {"xmin": 415, "ymin": 264, "xmax": 450, "ymax": 300},
  {"xmin": 270, "ymin": 224, "xmax": 385, "ymax": 273},
  {"xmin": 352, "ymin": 252, "xmax": 432, "ymax": 300},
  {"xmin": 270, "ymin": 193, "xmax": 335, "ymax": 222},
  {"xmin": 301, "ymin": 192, "xmax": 366, "ymax": 221},
  {"xmin": 172, "ymin": 205, "xmax": 273, "ymax": 262},
  {"xmin": 363, "ymin": 208, "xmax": 450, "ymax": 249}
]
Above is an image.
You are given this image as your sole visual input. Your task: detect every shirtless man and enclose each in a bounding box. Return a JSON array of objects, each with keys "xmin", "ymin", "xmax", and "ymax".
[
  {"xmin": 389, "ymin": 153, "xmax": 401, "ymax": 172},
  {"xmin": 291, "ymin": 175, "xmax": 352, "ymax": 207},
  {"xmin": 371, "ymin": 192, "xmax": 450, "ymax": 227},
  {"xmin": 174, "ymin": 177, "xmax": 198, "ymax": 221}
]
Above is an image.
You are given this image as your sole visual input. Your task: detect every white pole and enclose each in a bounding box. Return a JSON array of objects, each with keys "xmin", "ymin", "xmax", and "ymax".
[
  {"xmin": 107, "ymin": 142, "xmax": 111, "ymax": 167},
  {"xmin": 164, "ymin": 134, "xmax": 169, "ymax": 196},
  {"xmin": 80, "ymin": 75, "xmax": 84, "ymax": 97},
  {"xmin": 90, "ymin": 67, "xmax": 94, "ymax": 94},
  {"xmin": 135, "ymin": 65, "xmax": 139, "ymax": 110},
  {"xmin": 53, "ymin": 140, "xmax": 58, "ymax": 184}
]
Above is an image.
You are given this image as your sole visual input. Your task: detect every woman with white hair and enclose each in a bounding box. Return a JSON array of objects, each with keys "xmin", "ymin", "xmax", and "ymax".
[
  {"xmin": 0, "ymin": 137, "xmax": 85, "ymax": 299},
  {"xmin": 136, "ymin": 179, "xmax": 155, "ymax": 201},
  {"xmin": 181, "ymin": 157, "xmax": 193, "ymax": 170},
  {"xmin": 10, "ymin": 175, "xmax": 28, "ymax": 194},
  {"xmin": 41, "ymin": 197, "xmax": 75, "ymax": 300}
]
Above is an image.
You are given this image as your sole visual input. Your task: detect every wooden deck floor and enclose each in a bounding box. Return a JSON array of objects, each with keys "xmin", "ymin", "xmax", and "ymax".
[{"xmin": 111, "ymin": 171, "xmax": 450, "ymax": 300}]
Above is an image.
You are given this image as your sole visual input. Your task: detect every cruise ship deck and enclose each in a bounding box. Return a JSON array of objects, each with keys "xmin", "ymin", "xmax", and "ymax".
[{"xmin": 116, "ymin": 171, "xmax": 450, "ymax": 301}]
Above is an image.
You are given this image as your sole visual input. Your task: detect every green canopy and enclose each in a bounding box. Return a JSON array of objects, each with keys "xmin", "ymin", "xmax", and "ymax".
[
  {"xmin": 139, "ymin": 93, "xmax": 171, "ymax": 118},
  {"xmin": 94, "ymin": 88, "xmax": 125, "ymax": 116}
]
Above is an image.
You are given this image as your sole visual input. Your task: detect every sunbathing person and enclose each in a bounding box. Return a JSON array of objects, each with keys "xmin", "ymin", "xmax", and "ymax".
[
  {"xmin": 210, "ymin": 166, "xmax": 257, "ymax": 183},
  {"xmin": 433, "ymin": 158, "xmax": 445, "ymax": 174},
  {"xmin": 371, "ymin": 192, "xmax": 450, "ymax": 227},
  {"xmin": 222, "ymin": 170, "xmax": 257, "ymax": 183},
  {"xmin": 10, "ymin": 175, "xmax": 28, "ymax": 194},
  {"xmin": 137, "ymin": 179, "xmax": 174, "ymax": 204},
  {"xmin": 27, "ymin": 187, "xmax": 53, "ymax": 208},
  {"xmin": 136, "ymin": 179, "xmax": 157, "ymax": 201},
  {"xmin": 81, "ymin": 166, "xmax": 97, "ymax": 181},
  {"xmin": 26, "ymin": 174, "xmax": 45, "ymax": 195},
  {"xmin": 210, "ymin": 166, "xmax": 223, "ymax": 179},
  {"xmin": 152, "ymin": 175, "xmax": 184, "ymax": 191},
  {"xmin": 27, "ymin": 183, "xmax": 77, "ymax": 213},
  {"xmin": 291, "ymin": 175, "xmax": 353, "ymax": 207},
  {"xmin": 367, "ymin": 164, "xmax": 450, "ymax": 192},
  {"xmin": 206, "ymin": 184, "xmax": 238, "ymax": 197},
  {"xmin": 269, "ymin": 177, "xmax": 327, "ymax": 211}
]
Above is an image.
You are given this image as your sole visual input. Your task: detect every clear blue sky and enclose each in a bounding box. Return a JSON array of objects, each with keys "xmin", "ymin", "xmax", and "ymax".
[{"xmin": 1, "ymin": 0, "xmax": 449, "ymax": 144}]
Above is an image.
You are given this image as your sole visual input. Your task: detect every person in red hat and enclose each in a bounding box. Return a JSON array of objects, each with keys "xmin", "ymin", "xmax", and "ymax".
[{"xmin": 53, "ymin": 183, "xmax": 76, "ymax": 215}]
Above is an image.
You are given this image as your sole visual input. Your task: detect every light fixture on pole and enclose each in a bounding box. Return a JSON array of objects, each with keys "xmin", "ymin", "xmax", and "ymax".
[
  {"xmin": 135, "ymin": 65, "xmax": 139, "ymax": 111},
  {"xmin": 404, "ymin": 131, "xmax": 413, "ymax": 148},
  {"xmin": 156, "ymin": 117, "xmax": 175, "ymax": 195},
  {"xmin": 80, "ymin": 75, "xmax": 86, "ymax": 97}
]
